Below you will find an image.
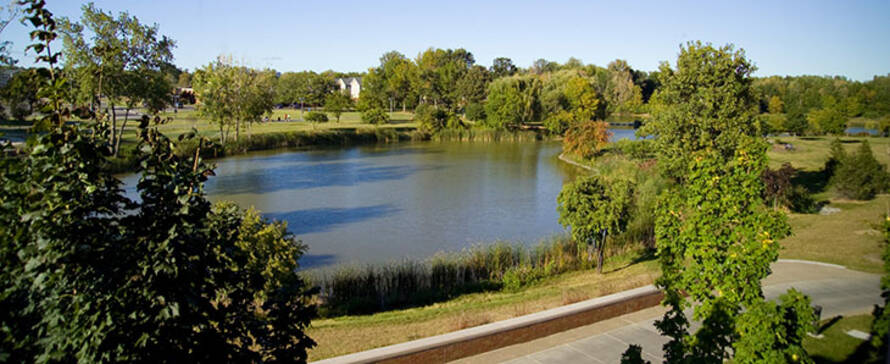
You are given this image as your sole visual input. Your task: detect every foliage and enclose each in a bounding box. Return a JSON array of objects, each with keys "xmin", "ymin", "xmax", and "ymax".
[
  {"xmin": 360, "ymin": 107, "xmax": 390, "ymax": 125},
  {"xmin": 0, "ymin": 69, "xmax": 44, "ymax": 119},
  {"xmin": 624, "ymin": 42, "xmax": 804, "ymax": 363},
  {"xmin": 484, "ymin": 75, "xmax": 540, "ymax": 128},
  {"xmin": 830, "ymin": 140, "xmax": 888, "ymax": 200},
  {"xmin": 870, "ymin": 215, "xmax": 890, "ymax": 357},
  {"xmin": 304, "ymin": 110, "xmax": 328, "ymax": 123},
  {"xmin": 59, "ymin": 2, "xmax": 175, "ymax": 155},
  {"xmin": 0, "ymin": 3, "xmax": 317, "ymax": 361},
  {"xmin": 193, "ymin": 57, "xmax": 275, "ymax": 144},
  {"xmin": 557, "ymin": 175, "xmax": 635, "ymax": 273},
  {"xmin": 464, "ymin": 102, "xmax": 485, "ymax": 121},
  {"xmin": 274, "ymin": 71, "xmax": 335, "ymax": 106},
  {"xmin": 761, "ymin": 162, "xmax": 795, "ymax": 209},
  {"xmin": 414, "ymin": 103, "xmax": 452, "ymax": 132},
  {"xmin": 806, "ymin": 107, "xmax": 846, "ymax": 135},
  {"xmin": 490, "ymin": 57, "xmax": 517, "ymax": 78},
  {"xmin": 605, "ymin": 59, "xmax": 644, "ymax": 114},
  {"xmin": 823, "ymin": 138, "xmax": 846, "ymax": 177},
  {"xmin": 563, "ymin": 121, "xmax": 612, "ymax": 159},
  {"xmin": 614, "ymin": 139, "xmax": 655, "ymax": 160},
  {"xmin": 323, "ymin": 90, "xmax": 352, "ymax": 122},
  {"xmin": 733, "ymin": 290, "xmax": 817, "ymax": 364}
]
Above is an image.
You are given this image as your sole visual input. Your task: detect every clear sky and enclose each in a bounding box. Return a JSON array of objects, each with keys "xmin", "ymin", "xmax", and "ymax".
[{"xmin": 4, "ymin": 0, "xmax": 890, "ymax": 81}]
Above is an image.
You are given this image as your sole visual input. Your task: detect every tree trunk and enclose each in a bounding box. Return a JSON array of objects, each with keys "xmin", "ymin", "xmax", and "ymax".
[
  {"xmin": 110, "ymin": 102, "xmax": 117, "ymax": 153},
  {"xmin": 113, "ymin": 107, "xmax": 130, "ymax": 157},
  {"xmin": 596, "ymin": 247, "xmax": 604, "ymax": 274},
  {"xmin": 235, "ymin": 119, "xmax": 240, "ymax": 142}
]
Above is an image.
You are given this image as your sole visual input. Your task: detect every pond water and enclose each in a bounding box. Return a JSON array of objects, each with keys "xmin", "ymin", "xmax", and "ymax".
[{"xmin": 119, "ymin": 129, "xmax": 646, "ymax": 268}]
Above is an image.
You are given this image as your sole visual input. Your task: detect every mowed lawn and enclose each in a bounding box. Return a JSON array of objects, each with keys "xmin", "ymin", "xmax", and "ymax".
[
  {"xmin": 768, "ymin": 136, "xmax": 889, "ymax": 273},
  {"xmin": 111, "ymin": 108, "xmax": 416, "ymax": 151}
]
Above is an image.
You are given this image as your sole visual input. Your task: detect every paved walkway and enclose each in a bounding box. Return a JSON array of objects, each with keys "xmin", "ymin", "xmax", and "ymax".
[{"xmin": 452, "ymin": 260, "xmax": 882, "ymax": 364}]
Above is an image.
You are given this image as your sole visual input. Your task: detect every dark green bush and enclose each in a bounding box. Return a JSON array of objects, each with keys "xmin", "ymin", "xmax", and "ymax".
[
  {"xmin": 831, "ymin": 140, "xmax": 889, "ymax": 200},
  {"xmin": 465, "ymin": 102, "xmax": 486, "ymax": 122},
  {"xmin": 360, "ymin": 107, "xmax": 390, "ymax": 124},
  {"xmin": 304, "ymin": 110, "xmax": 328, "ymax": 122}
]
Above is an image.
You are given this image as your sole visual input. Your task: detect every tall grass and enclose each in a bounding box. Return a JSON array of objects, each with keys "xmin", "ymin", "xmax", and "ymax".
[
  {"xmin": 304, "ymin": 235, "xmax": 652, "ymax": 317},
  {"xmin": 431, "ymin": 129, "xmax": 545, "ymax": 142}
]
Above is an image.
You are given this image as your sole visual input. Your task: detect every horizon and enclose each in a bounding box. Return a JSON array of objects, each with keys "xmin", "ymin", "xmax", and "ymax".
[{"xmin": 4, "ymin": 0, "xmax": 890, "ymax": 81}]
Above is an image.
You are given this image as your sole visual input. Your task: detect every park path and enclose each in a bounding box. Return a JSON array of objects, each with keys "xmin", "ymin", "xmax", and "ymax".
[{"xmin": 451, "ymin": 260, "xmax": 882, "ymax": 364}]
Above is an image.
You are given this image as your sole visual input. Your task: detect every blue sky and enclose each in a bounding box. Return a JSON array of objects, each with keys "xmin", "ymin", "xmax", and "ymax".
[{"xmin": 5, "ymin": 0, "xmax": 890, "ymax": 81}]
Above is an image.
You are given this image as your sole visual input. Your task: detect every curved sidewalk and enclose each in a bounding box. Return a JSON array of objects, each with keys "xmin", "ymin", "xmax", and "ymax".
[{"xmin": 452, "ymin": 260, "xmax": 882, "ymax": 364}]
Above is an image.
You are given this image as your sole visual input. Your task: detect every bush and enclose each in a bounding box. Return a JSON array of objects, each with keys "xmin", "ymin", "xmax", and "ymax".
[
  {"xmin": 614, "ymin": 139, "xmax": 654, "ymax": 159},
  {"xmin": 465, "ymin": 102, "xmax": 486, "ymax": 122},
  {"xmin": 304, "ymin": 110, "xmax": 328, "ymax": 123},
  {"xmin": 563, "ymin": 121, "xmax": 612, "ymax": 159},
  {"xmin": 414, "ymin": 103, "xmax": 447, "ymax": 132},
  {"xmin": 361, "ymin": 107, "xmax": 390, "ymax": 124},
  {"xmin": 831, "ymin": 140, "xmax": 889, "ymax": 200}
]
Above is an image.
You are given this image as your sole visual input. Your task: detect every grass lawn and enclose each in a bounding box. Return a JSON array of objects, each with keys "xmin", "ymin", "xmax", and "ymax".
[
  {"xmin": 805, "ymin": 314, "xmax": 883, "ymax": 363},
  {"xmin": 767, "ymin": 136, "xmax": 889, "ymax": 273},
  {"xmin": 111, "ymin": 108, "xmax": 416, "ymax": 150},
  {"xmin": 306, "ymin": 252, "xmax": 660, "ymax": 361},
  {"xmin": 767, "ymin": 136, "xmax": 890, "ymax": 170}
]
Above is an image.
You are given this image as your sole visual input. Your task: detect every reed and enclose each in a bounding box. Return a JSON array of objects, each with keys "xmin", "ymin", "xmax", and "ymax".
[{"xmin": 304, "ymin": 234, "xmax": 651, "ymax": 317}]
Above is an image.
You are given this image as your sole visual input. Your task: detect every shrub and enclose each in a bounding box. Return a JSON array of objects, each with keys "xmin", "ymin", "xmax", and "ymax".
[
  {"xmin": 304, "ymin": 110, "xmax": 328, "ymax": 123},
  {"xmin": 361, "ymin": 107, "xmax": 390, "ymax": 124},
  {"xmin": 465, "ymin": 102, "xmax": 486, "ymax": 122},
  {"xmin": 563, "ymin": 121, "xmax": 612, "ymax": 159},
  {"xmin": 831, "ymin": 140, "xmax": 889, "ymax": 200},
  {"xmin": 761, "ymin": 163, "xmax": 795, "ymax": 209},
  {"xmin": 414, "ymin": 103, "xmax": 447, "ymax": 132},
  {"xmin": 614, "ymin": 139, "xmax": 654, "ymax": 160}
]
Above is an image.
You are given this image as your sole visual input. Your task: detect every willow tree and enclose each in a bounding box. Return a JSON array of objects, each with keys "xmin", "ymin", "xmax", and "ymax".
[
  {"xmin": 557, "ymin": 175, "xmax": 634, "ymax": 273},
  {"xmin": 623, "ymin": 42, "xmax": 816, "ymax": 363}
]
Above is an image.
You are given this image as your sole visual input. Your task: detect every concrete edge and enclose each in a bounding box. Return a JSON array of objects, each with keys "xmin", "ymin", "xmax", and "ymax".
[
  {"xmin": 557, "ymin": 152, "xmax": 596, "ymax": 172},
  {"xmin": 312, "ymin": 285, "xmax": 660, "ymax": 364},
  {"xmin": 777, "ymin": 259, "xmax": 847, "ymax": 270}
]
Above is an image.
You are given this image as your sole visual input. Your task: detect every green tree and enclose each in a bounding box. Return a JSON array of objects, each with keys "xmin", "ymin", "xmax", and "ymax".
[
  {"xmin": 806, "ymin": 107, "xmax": 846, "ymax": 135},
  {"xmin": 484, "ymin": 75, "xmax": 540, "ymax": 128},
  {"xmin": 1, "ymin": 3, "xmax": 317, "ymax": 361},
  {"xmin": 830, "ymin": 140, "xmax": 888, "ymax": 200},
  {"xmin": 0, "ymin": 69, "xmax": 45, "ymax": 120},
  {"xmin": 768, "ymin": 95, "xmax": 784, "ymax": 114},
  {"xmin": 361, "ymin": 107, "xmax": 390, "ymax": 125},
  {"xmin": 304, "ymin": 110, "xmax": 328, "ymax": 123},
  {"xmin": 324, "ymin": 90, "xmax": 352, "ymax": 122},
  {"xmin": 557, "ymin": 175, "xmax": 635, "ymax": 273},
  {"xmin": 490, "ymin": 57, "xmax": 517, "ymax": 79},
  {"xmin": 626, "ymin": 42, "xmax": 811, "ymax": 363},
  {"xmin": 59, "ymin": 3, "xmax": 175, "ymax": 156},
  {"xmin": 606, "ymin": 59, "xmax": 644, "ymax": 114},
  {"xmin": 192, "ymin": 59, "xmax": 275, "ymax": 144}
]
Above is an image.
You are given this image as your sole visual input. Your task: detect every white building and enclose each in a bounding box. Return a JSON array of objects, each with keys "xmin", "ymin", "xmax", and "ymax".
[{"xmin": 336, "ymin": 77, "xmax": 362, "ymax": 99}]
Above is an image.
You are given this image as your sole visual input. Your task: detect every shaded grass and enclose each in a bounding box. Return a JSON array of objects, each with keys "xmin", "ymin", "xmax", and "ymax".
[
  {"xmin": 767, "ymin": 136, "xmax": 890, "ymax": 171},
  {"xmin": 780, "ymin": 195, "xmax": 888, "ymax": 273},
  {"xmin": 805, "ymin": 314, "xmax": 883, "ymax": 363},
  {"xmin": 305, "ymin": 250, "xmax": 659, "ymax": 361}
]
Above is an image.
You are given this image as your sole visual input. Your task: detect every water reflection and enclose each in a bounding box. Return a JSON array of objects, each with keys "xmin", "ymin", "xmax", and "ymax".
[{"xmin": 121, "ymin": 140, "xmax": 588, "ymax": 267}]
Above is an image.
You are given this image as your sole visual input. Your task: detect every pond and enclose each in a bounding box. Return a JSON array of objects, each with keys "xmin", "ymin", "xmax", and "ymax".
[{"xmin": 120, "ymin": 129, "xmax": 642, "ymax": 268}]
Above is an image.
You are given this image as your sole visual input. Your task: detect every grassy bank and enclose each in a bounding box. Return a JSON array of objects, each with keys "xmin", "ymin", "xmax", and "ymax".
[
  {"xmin": 305, "ymin": 249, "xmax": 659, "ymax": 361},
  {"xmin": 304, "ymin": 235, "xmax": 650, "ymax": 317}
]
